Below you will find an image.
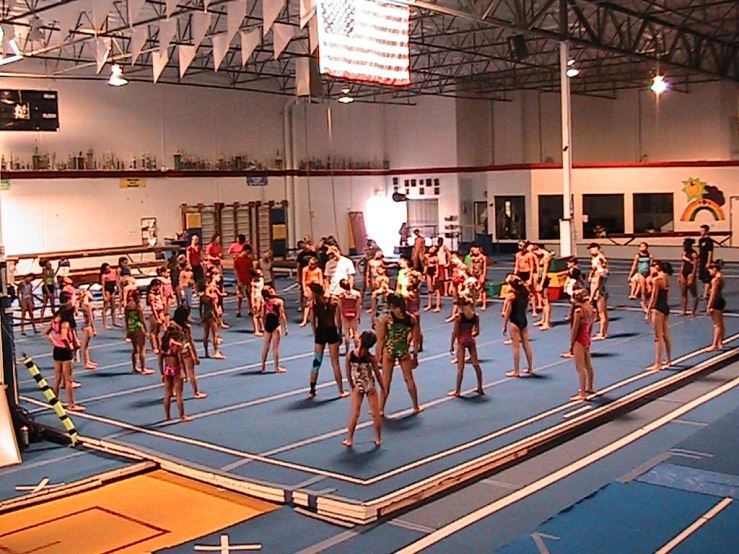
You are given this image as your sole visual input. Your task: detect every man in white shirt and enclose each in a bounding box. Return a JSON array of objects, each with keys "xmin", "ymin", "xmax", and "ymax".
[{"xmin": 324, "ymin": 246, "xmax": 356, "ymax": 296}]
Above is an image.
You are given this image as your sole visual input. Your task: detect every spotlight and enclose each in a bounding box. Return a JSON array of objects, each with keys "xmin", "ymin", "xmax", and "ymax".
[
  {"xmin": 338, "ymin": 88, "xmax": 353, "ymax": 103},
  {"xmin": 108, "ymin": 63, "xmax": 128, "ymax": 86},
  {"xmin": 565, "ymin": 59, "xmax": 580, "ymax": 78},
  {"xmin": 650, "ymin": 74, "xmax": 668, "ymax": 95}
]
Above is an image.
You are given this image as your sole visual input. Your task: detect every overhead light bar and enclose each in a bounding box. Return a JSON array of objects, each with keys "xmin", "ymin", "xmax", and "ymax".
[
  {"xmin": 650, "ymin": 74, "xmax": 668, "ymax": 95},
  {"xmin": 108, "ymin": 63, "xmax": 128, "ymax": 86},
  {"xmin": 338, "ymin": 87, "xmax": 353, "ymax": 103},
  {"xmin": 565, "ymin": 59, "xmax": 580, "ymax": 78},
  {"xmin": 0, "ymin": 27, "xmax": 23, "ymax": 66}
]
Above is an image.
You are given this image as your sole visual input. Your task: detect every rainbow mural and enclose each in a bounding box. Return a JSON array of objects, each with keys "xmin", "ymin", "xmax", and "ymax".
[{"xmin": 680, "ymin": 177, "xmax": 726, "ymax": 222}]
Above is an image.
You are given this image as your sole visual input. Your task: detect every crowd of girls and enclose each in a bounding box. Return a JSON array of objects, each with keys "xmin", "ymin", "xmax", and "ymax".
[{"xmin": 15, "ymin": 226, "xmax": 731, "ymax": 441}]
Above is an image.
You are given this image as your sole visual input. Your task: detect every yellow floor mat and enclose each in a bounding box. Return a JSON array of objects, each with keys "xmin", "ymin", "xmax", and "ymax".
[{"xmin": 0, "ymin": 470, "xmax": 276, "ymax": 554}]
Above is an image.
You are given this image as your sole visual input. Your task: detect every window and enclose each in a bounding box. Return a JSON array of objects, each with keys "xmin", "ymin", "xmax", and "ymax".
[
  {"xmin": 494, "ymin": 196, "xmax": 526, "ymax": 240},
  {"xmin": 538, "ymin": 195, "xmax": 563, "ymax": 240},
  {"xmin": 407, "ymin": 199, "xmax": 439, "ymax": 238},
  {"xmin": 633, "ymin": 193, "xmax": 674, "ymax": 233},
  {"xmin": 582, "ymin": 194, "xmax": 624, "ymax": 238}
]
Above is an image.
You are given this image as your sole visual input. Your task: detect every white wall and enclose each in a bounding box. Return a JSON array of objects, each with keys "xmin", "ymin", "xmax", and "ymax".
[{"xmin": 456, "ymin": 98, "xmax": 493, "ymax": 167}]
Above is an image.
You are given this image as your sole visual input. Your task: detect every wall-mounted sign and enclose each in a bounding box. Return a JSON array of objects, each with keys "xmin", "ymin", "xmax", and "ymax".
[
  {"xmin": 120, "ymin": 177, "xmax": 147, "ymax": 189},
  {"xmin": 0, "ymin": 90, "xmax": 59, "ymax": 132},
  {"xmin": 0, "ymin": 179, "xmax": 9, "ymax": 191},
  {"xmin": 247, "ymin": 175, "xmax": 268, "ymax": 187},
  {"xmin": 680, "ymin": 177, "xmax": 725, "ymax": 221}
]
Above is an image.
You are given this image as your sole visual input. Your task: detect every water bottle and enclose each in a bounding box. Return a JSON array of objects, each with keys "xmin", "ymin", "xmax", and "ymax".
[{"xmin": 19, "ymin": 425, "xmax": 29, "ymax": 447}]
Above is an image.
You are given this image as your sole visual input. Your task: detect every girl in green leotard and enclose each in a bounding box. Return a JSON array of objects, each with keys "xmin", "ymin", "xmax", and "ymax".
[{"xmin": 125, "ymin": 290, "xmax": 153, "ymax": 375}]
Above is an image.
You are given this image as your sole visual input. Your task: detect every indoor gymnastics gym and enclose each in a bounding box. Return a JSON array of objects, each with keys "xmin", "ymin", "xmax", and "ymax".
[{"xmin": 1, "ymin": 1, "xmax": 739, "ymax": 554}]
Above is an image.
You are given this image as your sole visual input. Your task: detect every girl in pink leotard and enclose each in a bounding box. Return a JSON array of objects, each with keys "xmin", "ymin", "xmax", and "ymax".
[
  {"xmin": 570, "ymin": 289, "xmax": 595, "ymax": 401},
  {"xmin": 448, "ymin": 295, "xmax": 484, "ymax": 397}
]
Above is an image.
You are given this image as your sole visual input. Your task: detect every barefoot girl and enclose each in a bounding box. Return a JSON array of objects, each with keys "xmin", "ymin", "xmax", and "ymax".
[
  {"xmin": 648, "ymin": 260, "xmax": 673, "ymax": 370},
  {"xmin": 365, "ymin": 249, "xmax": 384, "ymax": 310},
  {"xmin": 371, "ymin": 265, "xmax": 390, "ymax": 327},
  {"xmin": 377, "ymin": 294, "xmax": 422, "ymax": 415},
  {"xmin": 178, "ymin": 263, "xmax": 194, "ymax": 308},
  {"xmin": 146, "ymin": 279, "xmax": 165, "ymax": 354},
  {"xmin": 40, "ymin": 260, "xmax": 56, "ymax": 319},
  {"xmin": 628, "ymin": 242, "xmax": 652, "ymax": 313},
  {"xmin": 234, "ymin": 247, "xmax": 254, "ymax": 318},
  {"xmin": 198, "ymin": 280, "xmax": 224, "ymax": 359},
  {"xmin": 126, "ymin": 290, "xmax": 154, "ymax": 375},
  {"xmin": 172, "ymin": 306, "xmax": 206, "ymax": 398},
  {"xmin": 502, "ymin": 275, "xmax": 534, "ymax": 377},
  {"xmin": 406, "ymin": 274, "xmax": 424, "ymax": 353},
  {"xmin": 158, "ymin": 266, "xmax": 174, "ymax": 324},
  {"xmin": 344, "ymin": 330, "xmax": 384, "ymax": 447},
  {"xmin": 117, "ymin": 257, "xmax": 132, "ymax": 317},
  {"xmin": 469, "ymin": 245, "xmax": 488, "ymax": 310},
  {"xmin": 679, "ymin": 238, "xmax": 699, "ymax": 317},
  {"xmin": 261, "ymin": 286, "xmax": 288, "ymax": 373},
  {"xmin": 588, "ymin": 243, "xmax": 609, "ymax": 340},
  {"xmin": 100, "ymin": 263, "xmax": 119, "ymax": 329},
  {"xmin": 46, "ymin": 306, "xmax": 84, "ymax": 411},
  {"xmin": 251, "ymin": 268, "xmax": 265, "ymax": 336},
  {"xmin": 309, "ymin": 283, "xmax": 347, "ymax": 399},
  {"xmin": 300, "ymin": 256, "xmax": 323, "ymax": 327},
  {"xmin": 79, "ymin": 288, "xmax": 98, "ymax": 369},
  {"xmin": 569, "ymin": 289, "xmax": 595, "ymax": 400},
  {"xmin": 339, "ymin": 279, "xmax": 361, "ymax": 353},
  {"xmin": 707, "ymin": 260, "xmax": 726, "ymax": 350},
  {"xmin": 260, "ymin": 249, "xmax": 275, "ymax": 288},
  {"xmin": 449, "ymin": 295, "xmax": 484, "ymax": 397},
  {"xmin": 513, "ymin": 241, "xmax": 536, "ymax": 313},
  {"xmin": 424, "ymin": 246, "xmax": 441, "ymax": 312},
  {"xmin": 18, "ymin": 274, "xmax": 37, "ymax": 335},
  {"xmin": 531, "ymin": 244, "xmax": 553, "ymax": 330},
  {"xmin": 159, "ymin": 325, "xmax": 191, "ymax": 422}
]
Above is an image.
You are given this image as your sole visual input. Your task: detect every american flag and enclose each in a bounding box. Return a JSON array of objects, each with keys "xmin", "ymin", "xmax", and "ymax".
[{"xmin": 316, "ymin": 0, "xmax": 412, "ymax": 86}]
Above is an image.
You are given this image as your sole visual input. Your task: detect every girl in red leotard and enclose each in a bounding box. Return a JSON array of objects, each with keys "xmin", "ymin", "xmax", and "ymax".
[
  {"xmin": 448, "ymin": 295, "xmax": 484, "ymax": 397},
  {"xmin": 570, "ymin": 289, "xmax": 595, "ymax": 401}
]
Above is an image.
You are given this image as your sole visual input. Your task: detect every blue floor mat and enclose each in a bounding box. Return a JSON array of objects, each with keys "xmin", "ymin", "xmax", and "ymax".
[
  {"xmin": 638, "ymin": 463, "xmax": 739, "ymax": 499},
  {"xmin": 670, "ymin": 500, "xmax": 739, "ymax": 554}
]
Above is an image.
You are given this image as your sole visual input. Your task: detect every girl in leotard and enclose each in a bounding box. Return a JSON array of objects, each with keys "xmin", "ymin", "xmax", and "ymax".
[
  {"xmin": 469, "ymin": 245, "xmax": 488, "ymax": 311},
  {"xmin": 40, "ymin": 260, "xmax": 56, "ymax": 319},
  {"xmin": 449, "ymin": 295, "xmax": 484, "ymax": 397},
  {"xmin": 157, "ymin": 266, "xmax": 174, "ymax": 325},
  {"xmin": 569, "ymin": 289, "xmax": 595, "ymax": 401},
  {"xmin": 678, "ymin": 238, "xmax": 699, "ymax": 317},
  {"xmin": 424, "ymin": 246, "xmax": 441, "ymax": 312},
  {"xmin": 100, "ymin": 263, "xmax": 119, "ymax": 329},
  {"xmin": 628, "ymin": 242, "xmax": 652, "ymax": 314},
  {"xmin": 339, "ymin": 279, "xmax": 361, "ymax": 353},
  {"xmin": 343, "ymin": 330, "xmax": 384, "ymax": 447},
  {"xmin": 648, "ymin": 260, "xmax": 673, "ymax": 371},
  {"xmin": 377, "ymin": 294, "xmax": 422, "ymax": 415},
  {"xmin": 406, "ymin": 274, "xmax": 424, "ymax": 354},
  {"xmin": 198, "ymin": 280, "xmax": 224, "ymax": 359},
  {"xmin": 371, "ymin": 266, "xmax": 390, "ymax": 328},
  {"xmin": 300, "ymin": 257, "xmax": 323, "ymax": 326},
  {"xmin": 126, "ymin": 290, "xmax": 154, "ymax": 375},
  {"xmin": 308, "ymin": 283, "xmax": 347, "ymax": 399},
  {"xmin": 146, "ymin": 279, "xmax": 165, "ymax": 354},
  {"xmin": 502, "ymin": 274, "xmax": 534, "ymax": 378},
  {"xmin": 261, "ymin": 286, "xmax": 288, "ymax": 373},
  {"xmin": 365, "ymin": 250, "xmax": 385, "ymax": 312},
  {"xmin": 172, "ymin": 306, "xmax": 206, "ymax": 399},
  {"xmin": 79, "ymin": 288, "xmax": 98, "ymax": 370},
  {"xmin": 159, "ymin": 325, "xmax": 191, "ymax": 422},
  {"xmin": 251, "ymin": 268, "xmax": 266, "ymax": 336},
  {"xmin": 117, "ymin": 257, "xmax": 132, "ymax": 318},
  {"xmin": 46, "ymin": 306, "xmax": 84, "ymax": 411},
  {"xmin": 18, "ymin": 274, "xmax": 37, "ymax": 336},
  {"xmin": 588, "ymin": 243, "xmax": 609, "ymax": 340},
  {"xmin": 531, "ymin": 244, "xmax": 553, "ymax": 330},
  {"xmin": 395, "ymin": 257, "xmax": 411, "ymax": 298},
  {"xmin": 707, "ymin": 260, "xmax": 726, "ymax": 351}
]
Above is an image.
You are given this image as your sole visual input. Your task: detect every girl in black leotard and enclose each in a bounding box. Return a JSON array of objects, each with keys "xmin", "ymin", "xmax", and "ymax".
[
  {"xmin": 678, "ymin": 238, "xmax": 699, "ymax": 317},
  {"xmin": 648, "ymin": 261, "xmax": 673, "ymax": 371},
  {"xmin": 502, "ymin": 274, "xmax": 534, "ymax": 378},
  {"xmin": 707, "ymin": 260, "xmax": 726, "ymax": 350},
  {"xmin": 260, "ymin": 286, "xmax": 288, "ymax": 374},
  {"xmin": 309, "ymin": 283, "xmax": 347, "ymax": 399}
]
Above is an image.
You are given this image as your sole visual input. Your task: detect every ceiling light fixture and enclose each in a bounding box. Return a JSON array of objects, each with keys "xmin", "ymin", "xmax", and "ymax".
[
  {"xmin": 108, "ymin": 63, "xmax": 128, "ymax": 86},
  {"xmin": 650, "ymin": 74, "xmax": 668, "ymax": 95},
  {"xmin": 566, "ymin": 59, "xmax": 580, "ymax": 78},
  {"xmin": 0, "ymin": 27, "xmax": 23, "ymax": 66},
  {"xmin": 338, "ymin": 87, "xmax": 353, "ymax": 103}
]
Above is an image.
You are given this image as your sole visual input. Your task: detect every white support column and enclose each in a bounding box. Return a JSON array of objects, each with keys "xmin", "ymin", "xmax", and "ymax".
[{"xmin": 559, "ymin": 41, "xmax": 576, "ymax": 258}]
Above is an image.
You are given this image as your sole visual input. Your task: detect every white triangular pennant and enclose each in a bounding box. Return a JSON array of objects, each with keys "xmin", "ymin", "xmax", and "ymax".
[
  {"xmin": 272, "ymin": 22, "xmax": 294, "ymax": 60},
  {"xmin": 308, "ymin": 16, "xmax": 318, "ymax": 53},
  {"xmin": 227, "ymin": 0, "xmax": 246, "ymax": 42},
  {"xmin": 93, "ymin": 0, "xmax": 115, "ymax": 29},
  {"xmin": 1, "ymin": 25, "xmax": 14, "ymax": 54},
  {"xmin": 212, "ymin": 33, "xmax": 229, "ymax": 71},
  {"xmin": 240, "ymin": 28, "xmax": 260, "ymax": 66},
  {"xmin": 178, "ymin": 45, "xmax": 196, "ymax": 77},
  {"xmin": 152, "ymin": 49, "xmax": 168, "ymax": 83},
  {"xmin": 94, "ymin": 37, "xmax": 111, "ymax": 73},
  {"xmin": 165, "ymin": 0, "xmax": 178, "ymax": 19},
  {"xmin": 130, "ymin": 26, "xmax": 147, "ymax": 65},
  {"xmin": 300, "ymin": 0, "xmax": 315, "ymax": 29},
  {"xmin": 191, "ymin": 11, "xmax": 211, "ymax": 49},
  {"xmin": 127, "ymin": 0, "xmax": 146, "ymax": 25},
  {"xmin": 262, "ymin": 0, "xmax": 285, "ymax": 35},
  {"xmin": 159, "ymin": 18, "xmax": 177, "ymax": 56},
  {"xmin": 55, "ymin": 9, "xmax": 79, "ymax": 40}
]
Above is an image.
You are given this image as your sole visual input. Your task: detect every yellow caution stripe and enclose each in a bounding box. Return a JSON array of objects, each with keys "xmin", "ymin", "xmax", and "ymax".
[{"xmin": 23, "ymin": 356, "xmax": 79, "ymax": 446}]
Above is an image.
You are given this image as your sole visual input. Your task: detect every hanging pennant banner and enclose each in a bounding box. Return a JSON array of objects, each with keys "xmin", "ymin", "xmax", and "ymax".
[
  {"xmin": 227, "ymin": 0, "xmax": 247, "ymax": 42},
  {"xmin": 93, "ymin": 0, "xmax": 115, "ymax": 29},
  {"xmin": 179, "ymin": 44, "xmax": 196, "ymax": 77},
  {"xmin": 128, "ymin": 0, "xmax": 146, "ymax": 25},
  {"xmin": 130, "ymin": 26, "xmax": 148, "ymax": 65},
  {"xmin": 152, "ymin": 49, "xmax": 168, "ymax": 82},
  {"xmin": 262, "ymin": 0, "xmax": 285, "ymax": 35},
  {"xmin": 308, "ymin": 16, "xmax": 318, "ymax": 53},
  {"xmin": 272, "ymin": 22, "xmax": 294, "ymax": 60},
  {"xmin": 94, "ymin": 37, "xmax": 111, "ymax": 74},
  {"xmin": 165, "ymin": 0, "xmax": 179, "ymax": 19},
  {"xmin": 55, "ymin": 9, "xmax": 79, "ymax": 40},
  {"xmin": 299, "ymin": 0, "xmax": 315, "ymax": 29},
  {"xmin": 212, "ymin": 33, "xmax": 230, "ymax": 71},
  {"xmin": 191, "ymin": 11, "xmax": 211, "ymax": 49},
  {"xmin": 159, "ymin": 18, "xmax": 177, "ymax": 56},
  {"xmin": 240, "ymin": 28, "xmax": 260, "ymax": 66}
]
